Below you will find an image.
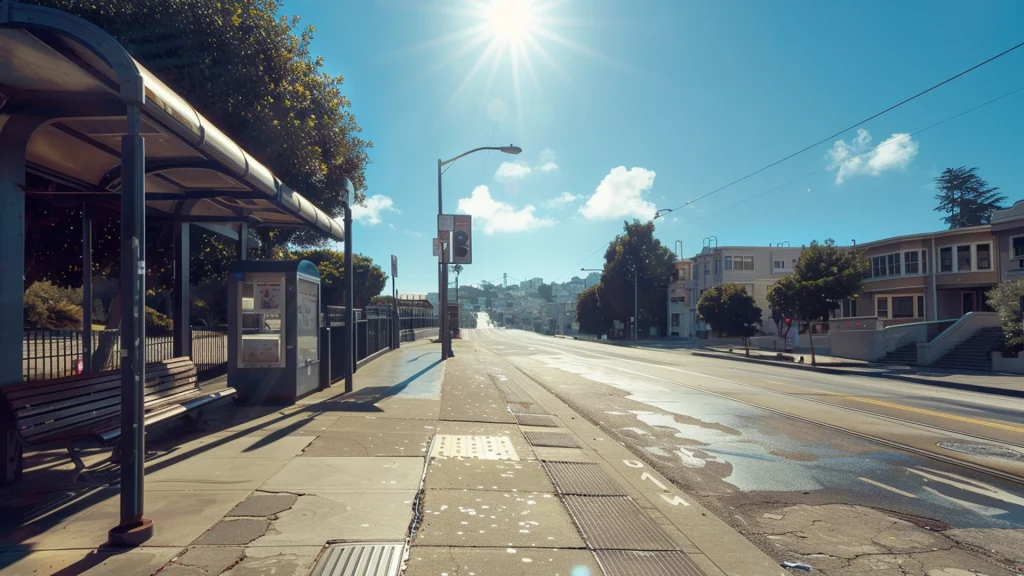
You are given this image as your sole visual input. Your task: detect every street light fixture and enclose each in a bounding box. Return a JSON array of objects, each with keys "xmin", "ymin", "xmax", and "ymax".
[{"xmin": 437, "ymin": 144, "xmax": 522, "ymax": 360}]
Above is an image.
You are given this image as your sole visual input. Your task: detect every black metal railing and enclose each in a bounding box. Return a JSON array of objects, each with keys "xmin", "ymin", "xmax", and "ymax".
[{"xmin": 22, "ymin": 327, "xmax": 228, "ymax": 382}]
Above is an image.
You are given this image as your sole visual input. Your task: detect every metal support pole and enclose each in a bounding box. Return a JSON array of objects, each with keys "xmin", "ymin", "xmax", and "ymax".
[
  {"xmin": 634, "ymin": 272, "xmax": 638, "ymax": 342},
  {"xmin": 172, "ymin": 221, "xmax": 191, "ymax": 359},
  {"xmin": 238, "ymin": 221, "xmax": 249, "ymax": 261},
  {"xmin": 392, "ymin": 277, "xmax": 398, "ymax": 349},
  {"xmin": 343, "ymin": 203, "xmax": 354, "ymax": 392},
  {"xmin": 109, "ymin": 103, "xmax": 152, "ymax": 546},
  {"xmin": 437, "ymin": 159, "xmax": 448, "ymax": 360},
  {"xmin": 82, "ymin": 204, "xmax": 93, "ymax": 374}
]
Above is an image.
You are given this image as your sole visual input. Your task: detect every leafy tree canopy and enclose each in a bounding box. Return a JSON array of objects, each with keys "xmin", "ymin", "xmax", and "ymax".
[
  {"xmin": 575, "ymin": 285, "xmax": 604, "ymax": 335},
  {"xmin": 290, "ymin": 249, "xmax": 386, "ymax": 310},
  {"xmin": 696, "ymin": 283, "xmax": 762, "ymax": 337},
  {"xmin": 934, "ymin": 167, "xmax": 1006, "ymax": 229},
  {"xmin": 986, "ymin": 280, "xmax": 1024, "ymax": 353},
  {"xmin": 537, "ymin": 283, "xmax": 554, "ymax": 303},
  {"xmin": 596, "ymin": 220, "xmax": 677, "ymax": 335}
]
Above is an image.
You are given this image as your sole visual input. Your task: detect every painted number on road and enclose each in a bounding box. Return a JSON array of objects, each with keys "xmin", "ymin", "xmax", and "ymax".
[
  {"xmin": 641, "ymin": 472, "xmax": 668, "ymax": 491},
  {"xmin": 624, "ymin": 459, "xmax": 690, "ymax": 506}
]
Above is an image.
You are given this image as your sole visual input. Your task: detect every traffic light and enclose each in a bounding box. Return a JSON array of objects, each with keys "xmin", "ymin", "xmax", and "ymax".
[{"xmin": 452, "ymin": 215, "xmax": 472, "ymax": 264}]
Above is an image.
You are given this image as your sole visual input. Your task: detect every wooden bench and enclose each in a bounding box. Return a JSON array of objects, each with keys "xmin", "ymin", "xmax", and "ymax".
[{"xmin": 1, "ymin": 357, "xmax": 236, "ymax": 484}]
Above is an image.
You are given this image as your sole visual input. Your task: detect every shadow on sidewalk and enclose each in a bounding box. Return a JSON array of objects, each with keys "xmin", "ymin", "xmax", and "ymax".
[{"xmin": 0, "ymin": 357, "xmax": 442, "ymax": 548}]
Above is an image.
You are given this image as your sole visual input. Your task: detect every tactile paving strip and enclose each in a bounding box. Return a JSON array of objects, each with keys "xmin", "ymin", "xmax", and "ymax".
[
  {"xmin": 524, "ymin": 431, "xmax": 581, "ymax": 448},
  {"xmin": 542, "ymin": 461, "xmax": 627, "ymax": 496},
  {"xmin": 562, "ymin": 496, "xmax": 679, "ymax": 551},
  {"xmin": 514, "ymin": 413, "xmax": 558, "ymax": 427},
  {"xmin": 429, "ymin": 435, "xmax": 519, "ymax": 460},
  {"xmin": 594, "ymin": 550, "xmax": 705, "ymax": 576},
  {"xmin": 312, "ymin": 542, "xmax": 404, "ymax": 576},
  {"xmin": 507, "ymin": 402, "xmax": 548, "ymax": 415},
  {"xmin": 487, "ymin": 373, "xmax": 533, "ymax": 403}
]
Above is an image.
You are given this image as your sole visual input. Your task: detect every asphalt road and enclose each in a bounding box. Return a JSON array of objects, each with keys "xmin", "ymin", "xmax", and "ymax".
[{"xmin": 464, "ymin": 325, "xmax": 1024, "ymax": 574}]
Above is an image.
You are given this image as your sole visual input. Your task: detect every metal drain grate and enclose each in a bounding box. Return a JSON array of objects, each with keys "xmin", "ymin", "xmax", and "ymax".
[
  {"xmin": 429, "ymin": 435, "xmax": 519, "ymax": 460},
  {"xmin": 524, "ymin": 431, "xmax": 580, "ymax": 448},
  {"xmin": 507, "ymin": 402, "xmax": 548, "ymax": 415},
  {"xmin": 563, "ymin": 496, "xmax": 679, "ymax": 550},
  {"xmin": 488, "ymin": 374, "xmax": 533, "ymax": 403},
  {"xmin": 595, "ymin": 550, "xmax": 705, "ymax": 576},
  {"xmin": 312, "ymin": 542, "xmax": 404, "ymax": 576},
  {"xmin": 514, "ymin": 413, "xmax": 558, "ymax": 427},
  {"xmin": 543, "ymin": 461, "xmax": 627, "ymax": 496}
]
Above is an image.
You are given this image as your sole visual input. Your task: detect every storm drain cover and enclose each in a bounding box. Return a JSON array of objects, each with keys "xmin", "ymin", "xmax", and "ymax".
[
  {"xmin": 429, "ymin": 435, "xmax": 519, "ymax": 460},
  {"xmin": 507, "ymin": 402, "xmax": 548, "ymax": 415},
  {"xmin": 563, "ymin": 496, "xmax": 679, "ymax": 551},
  {"xmin": 524, "ymin": 431, "xmax": 580, "ymax": 448},
  {"xmin": 595, "ymin": 550, "xmax": 705, "ymax": 576},
  {"xmin": 312, "ymin": 542, "xmax": 404, "ymax": 576},
  {"xmin": 543, "ymin": 461, "xmax": 627, "ymax": 496},
  {"xmin": 514, "ymin": 413, "xmax": 558, "ymax": 427},
  {"xmin": 488, "ymin": 374, "xmax": 533, "ymax": 403},
  {"xmin": 937, "ymin": 442, "xmax": 1024, "ymax": 461}
]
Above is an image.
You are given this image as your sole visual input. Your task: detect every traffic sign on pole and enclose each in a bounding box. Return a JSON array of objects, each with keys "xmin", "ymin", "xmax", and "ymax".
[{"xmin": 391, "ymin": 255, "xmax": 398, "ymax": 279}]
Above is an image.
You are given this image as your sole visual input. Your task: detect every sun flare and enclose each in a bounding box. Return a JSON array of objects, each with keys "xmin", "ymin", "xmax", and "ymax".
[{"xmin": 486, "ymin": 0, "xmax": 536, "ymax": 44}]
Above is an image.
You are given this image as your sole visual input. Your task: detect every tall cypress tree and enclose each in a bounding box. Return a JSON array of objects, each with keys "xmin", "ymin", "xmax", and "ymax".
[{"xmin": 934, "ymin": 167, "xmax": 1006, "ymax": 228}]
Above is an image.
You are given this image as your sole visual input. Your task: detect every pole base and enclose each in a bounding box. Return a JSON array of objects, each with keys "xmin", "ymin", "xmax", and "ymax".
[{"xmin": 107, "ymin": 518, "xmax": 153, "ymax": 547}]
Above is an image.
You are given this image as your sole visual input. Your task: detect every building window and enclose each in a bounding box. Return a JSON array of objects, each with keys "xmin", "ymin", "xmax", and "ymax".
[
  {"xmin": 840, "ymin": 299, "xmax": 858, "ymax": 318},
  {"xmin": 976, "ymin": 243, "xmax": 991, "ymax": 270},
  {"xmin": 877, "ymin": 298, "xmax": 888, "ymax": 319},
  {"xmin": 704, "ymin": 262, "xmax": 709, "ymax": 276},
  {"xmin": 1014, "ymin": 236, "xmax": 1024, "ymax": 258},
  {"xmin": 887, "ymin": 253, "xmax": 901, "ymax": 276},
  {"xmin": 917, "ymin": 296, "xmax": 925, "ymax": 319},
  {"xmin": 714, "ymin": 259, "xmax": 721, "ymax": 274},
  {"xmin": 724, "ymin": 256, "xmax": 733, "ymax": 270},
  {"xmin": 774, "ymin": 260, "xmax": 785, "ymax": 271},
  {"xmin": 921, "ymin": 250, "xmax": 928, "ymax": 274},
  {"xmin": 904, "ymin": 251, "xmax": 919, "ymax": 274},
  {"xmin": 957, "ymin": 245, "xmax": 971, "ymax": 271},
  {"xmin": 940, "ymin": 247, "xmax": 953, "ymax": 272},
  {"xmin": 671, "ymin": 313, "xmax": 680, "ymax": 327},
  {"xmin": 872, "ymin": 255, "xmax": 887, "ymax": 277},
  {"xmin": 733, "ymin": 256, "xmax": 754, "ymax": 271},
  {"xmin": 892, "ymin": 296, "xmax": 915, "ymax": 318}
]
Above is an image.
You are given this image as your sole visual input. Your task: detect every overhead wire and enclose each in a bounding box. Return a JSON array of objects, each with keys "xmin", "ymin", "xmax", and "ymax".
[{"xmin": 656, "ymin": 39, "xmax": 1024, "ymax": 216}]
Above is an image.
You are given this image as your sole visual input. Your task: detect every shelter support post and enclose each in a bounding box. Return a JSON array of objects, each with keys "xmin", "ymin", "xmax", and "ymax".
[
  {"xmin": 343, "ymin": 203, "xmax": 354, "ymax": 392},
  {"xmin": 172, "ymin": 221, "xmax": 191, "ymax": 358},
  {"xmin": 82, "ymin": 204, "xmax": 93, "ymax": 374},
  {"xmin": 109, "ymin": 103, "xmax": 152, "ymax": 546},
  {"xmin": 238, "ymin": 221, "xmax": 249, "ymax": 261}
]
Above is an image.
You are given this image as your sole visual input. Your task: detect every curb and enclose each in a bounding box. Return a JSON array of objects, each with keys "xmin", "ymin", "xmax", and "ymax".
[{"xmin": 689, "ymin": 351, "xmax": 1024, "ymax": 399}]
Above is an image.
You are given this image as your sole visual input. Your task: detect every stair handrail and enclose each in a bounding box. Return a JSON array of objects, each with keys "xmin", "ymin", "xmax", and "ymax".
[{"xmin": 916, "ymin": 311, "xmax": 1001, "ymax": 366}]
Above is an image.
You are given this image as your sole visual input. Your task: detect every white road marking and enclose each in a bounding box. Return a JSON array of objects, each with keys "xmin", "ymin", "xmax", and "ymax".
[
  {"xmin": 908, "ymin": 467, "xmax": 1024, "ymax": 507},
  {"xmin": 857, "ymin": 477, "xmax": 918, "ymax": 498},
  {"xmin": 641, "ymin": 472, "xmax": 668, "ymax": 491},
  {"xmin": 660, "ymin": 494, "xmax": 691, "ymax": 507}
]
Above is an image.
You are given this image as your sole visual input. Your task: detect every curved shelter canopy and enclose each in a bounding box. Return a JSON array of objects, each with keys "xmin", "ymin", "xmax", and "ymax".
[{"xmin": 0, "ymin": 23, "xmax": 345, "ymax": 242}]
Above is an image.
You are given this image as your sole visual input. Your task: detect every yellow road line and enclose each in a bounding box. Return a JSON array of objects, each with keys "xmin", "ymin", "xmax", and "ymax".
[{"xmin": 841, "ymin": 396, "xmax": 1024, "ymax": 433}]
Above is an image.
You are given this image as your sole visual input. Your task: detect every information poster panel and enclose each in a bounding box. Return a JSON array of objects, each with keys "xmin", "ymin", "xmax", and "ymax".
[
  {"xmin": 257, "ymin": 279, "xmax": 282, "ymax": 311},
  {"xmin": 297, "ymin": 277, "xmax": 319, "ymax": 364}
]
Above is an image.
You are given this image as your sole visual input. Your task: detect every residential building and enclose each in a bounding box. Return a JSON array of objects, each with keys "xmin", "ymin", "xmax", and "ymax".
[
  {"xmin": 992, "ymin": 199, "xmax": 1024, "ymax": 282},
  {"xmin": 666, "ymin": 259, "xmax": 694, "ymax": 337},
  {"xmin": 685, "ymin": 244, "xmax": 804, "ymax": 335}
]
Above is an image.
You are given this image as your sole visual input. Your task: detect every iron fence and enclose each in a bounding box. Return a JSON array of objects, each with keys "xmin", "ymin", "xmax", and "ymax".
[{"xmin": 22, "ymin": 327, "xmax": 227, "ymax": 381}]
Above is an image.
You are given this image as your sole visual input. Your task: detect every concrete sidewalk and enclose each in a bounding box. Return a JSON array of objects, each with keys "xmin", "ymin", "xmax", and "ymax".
[
  {"xmin": 691, "ymin": 348, "xmax": 1024, "ymax": 398},
  {"xmin": 0, "ymin": 338, "xmax": 784, "ymax": 576}
]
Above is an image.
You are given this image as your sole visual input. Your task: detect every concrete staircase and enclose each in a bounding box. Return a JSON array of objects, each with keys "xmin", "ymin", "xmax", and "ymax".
[
  {"xmin": 930, "ymin": 327, "xmax": 1004, "ymax": 372},
  {"xmin": 878, "ymin": 343, "xmax": 918, "ymax": 366}
]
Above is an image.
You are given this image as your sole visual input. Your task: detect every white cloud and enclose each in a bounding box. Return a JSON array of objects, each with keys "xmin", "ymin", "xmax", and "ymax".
[
  {"xmin": 537, "ymin": 148, "xmax": 559, "ymax": 173},
  {"xmin": 579, "ymin": 166, "xmax": 657, "ymax": 220},
  {"xmin": 826, "ymin": 128, "xmax": 918, "ymax": 184},
  {"xmin": 456, "ymin": 185, "xmax": 555, "ymax": 234},
  {"xmin": 494, "ymin": 161, "xmax": 532, "ymax": 181},
  {"xmin": 403, "ymin": 230, "xmax": 425, "ymax": 238},
  {"xmin": 543, "ymin": 191, "xmax": 581, "ymax": 208},
  {"xmin": 351, "ymin": 194, "xmax": 399, "ymax": 225},
  {"xmin": 388, "ymin": 223, "xmax": 397, "ymax": 230}
]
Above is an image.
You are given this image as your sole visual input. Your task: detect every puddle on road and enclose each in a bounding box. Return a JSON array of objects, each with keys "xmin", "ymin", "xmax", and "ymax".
[{"xmin": 533, "ymin": 353, "xmax": 1024, "ymax": 529}]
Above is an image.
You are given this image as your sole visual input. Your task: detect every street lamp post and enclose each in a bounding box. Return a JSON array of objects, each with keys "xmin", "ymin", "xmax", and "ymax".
[{"xmin": 437, "ymin": 145, "xmax": 521, "ymax": 360}]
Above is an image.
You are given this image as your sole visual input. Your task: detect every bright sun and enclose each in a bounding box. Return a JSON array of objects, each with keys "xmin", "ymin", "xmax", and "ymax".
[{"xmin": 486, "ymin": 0, "xmax": 536, "ymax": 43}]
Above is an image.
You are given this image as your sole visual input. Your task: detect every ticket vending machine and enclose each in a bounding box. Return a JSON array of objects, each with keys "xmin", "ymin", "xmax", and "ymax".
[{"xmin": 228, "ymin": 260, "xmax": 321, "ymax": 404}]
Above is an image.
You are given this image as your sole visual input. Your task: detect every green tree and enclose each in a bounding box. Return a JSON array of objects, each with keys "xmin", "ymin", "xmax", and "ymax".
[
  {"xmin": 575, "ymin": 285, "xmax": 604, "ymax": 335},
  {"xmin": 290, "ymin": 249, "xmax": 386, "ymax": 310},
  {"xmin": 934, "ymin": 167, "xmax": 1006, "ymax": 229},
  {"xmin": 696, "ymin": 284, "xmax": 762, "ymax": 347},
  {"xmin": 537, "ymin": 283, "xmax": 554, "ymax": 303},
  {"xmin": 596, "ymin": 220, "xmax": 677, "ymax": 337},
  {"xmin": 767, "ymin": 239, "xmax": 869, "ymax": 364},
  {"xmin": 986, "ymin": 280, "xmax": 1024, "ymax": 353}
]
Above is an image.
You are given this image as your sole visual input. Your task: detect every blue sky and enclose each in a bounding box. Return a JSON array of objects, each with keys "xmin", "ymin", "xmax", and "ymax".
[{"xmin": 287, "ymin": 0, "xmax": 1024, "ymax": 295}]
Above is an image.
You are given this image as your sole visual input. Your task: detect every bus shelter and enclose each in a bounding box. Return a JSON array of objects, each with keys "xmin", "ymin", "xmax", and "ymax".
[{"xmin": 0, "ymin": 2, "xmax": 353, "ymax": 545}]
